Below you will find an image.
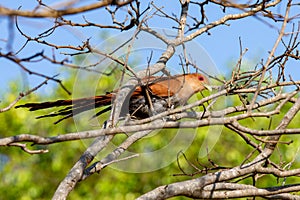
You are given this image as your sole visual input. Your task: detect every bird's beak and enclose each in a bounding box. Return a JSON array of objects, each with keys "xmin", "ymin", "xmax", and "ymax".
[{"xmin": 203, "ymin": 83, "xmax": 212, "ymax": 91}]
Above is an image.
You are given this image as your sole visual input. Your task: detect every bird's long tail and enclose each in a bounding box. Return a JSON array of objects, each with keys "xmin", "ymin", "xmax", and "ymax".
[{"xmin": 15, "ymin": 94, "xmax": 113, "ymax": 124}]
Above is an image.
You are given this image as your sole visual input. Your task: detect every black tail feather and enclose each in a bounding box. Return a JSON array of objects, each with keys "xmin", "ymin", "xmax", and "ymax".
[{"xmin": 16, "ymin": 95, "xmax": 113, "ymax": 123}]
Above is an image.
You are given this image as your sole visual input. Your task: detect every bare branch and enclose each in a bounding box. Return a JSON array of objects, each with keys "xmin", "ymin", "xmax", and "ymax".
[
  {"xmin": 0, "ymin": 0, "xmax": 134, "ymax": 18},
  {"xmin": 0, "ymin": 76, "xmax": 54, "ymax": 112}
]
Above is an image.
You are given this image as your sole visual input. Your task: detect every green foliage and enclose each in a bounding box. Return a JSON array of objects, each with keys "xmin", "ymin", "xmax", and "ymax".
[
  {"xmin": 1, "ymin": 69, "xmax": 300, "ymax": 199},
  {"xmin": 0, "ymin": 77, "xmax": 84, "ymax": 199}
]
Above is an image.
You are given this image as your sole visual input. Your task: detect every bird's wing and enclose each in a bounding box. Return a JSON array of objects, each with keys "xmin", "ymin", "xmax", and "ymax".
[{"xmin": 132, "ymin": 77, "xmax": 183, "ymax": 98}]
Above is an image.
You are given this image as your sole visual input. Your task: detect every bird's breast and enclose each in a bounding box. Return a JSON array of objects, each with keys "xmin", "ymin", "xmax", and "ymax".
[{"xmin": 127, "ymin": 96, "xmax": 179, "ymax": 119}]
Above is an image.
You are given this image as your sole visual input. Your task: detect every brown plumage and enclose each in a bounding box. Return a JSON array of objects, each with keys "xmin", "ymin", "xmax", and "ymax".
[{"xmin": 16, "ymin": 73, "xmax": 209, "ymax": 123}]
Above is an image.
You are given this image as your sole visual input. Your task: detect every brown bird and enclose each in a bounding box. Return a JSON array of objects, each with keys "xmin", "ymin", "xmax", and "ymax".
[{"xmin": 16, "ymin": 73, "xmax": 210, "ymax": 124}]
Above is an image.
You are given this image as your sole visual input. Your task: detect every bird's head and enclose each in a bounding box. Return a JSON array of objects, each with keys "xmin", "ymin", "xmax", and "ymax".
[
  {"xmin": 173, "ymin": 73, "xmax": 211, "ymax": 105},
  {"xmin": 186, "ymin": 73, "xmax": 211, "ymax": 93}
]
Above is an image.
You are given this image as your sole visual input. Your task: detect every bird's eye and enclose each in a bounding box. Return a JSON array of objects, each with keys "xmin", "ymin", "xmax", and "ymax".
[{"xmin": 198, "ymin": 76, "xmax": 204, "ymax": 81}]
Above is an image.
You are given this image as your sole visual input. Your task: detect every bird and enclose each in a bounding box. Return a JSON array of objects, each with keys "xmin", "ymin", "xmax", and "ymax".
[{"xmin": 16, "ymin": 73, "xmax": 210, "ymax": 124}]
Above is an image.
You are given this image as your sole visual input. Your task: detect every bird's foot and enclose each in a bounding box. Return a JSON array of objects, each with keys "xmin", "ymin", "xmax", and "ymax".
[{"xmin": 102, "ymin": 120, "xmax": 114, "ymax": 129}]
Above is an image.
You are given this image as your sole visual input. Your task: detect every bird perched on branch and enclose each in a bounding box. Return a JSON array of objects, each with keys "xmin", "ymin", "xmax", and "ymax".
[{"xmin": 16, "ymin": 73, "xmax": 210, "ymax": 124}]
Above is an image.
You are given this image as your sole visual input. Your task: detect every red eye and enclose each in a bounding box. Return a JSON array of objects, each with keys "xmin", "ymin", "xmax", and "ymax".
[{"xmin": 198, "ymin": 76, "xmax": 204, "ymax": 81}]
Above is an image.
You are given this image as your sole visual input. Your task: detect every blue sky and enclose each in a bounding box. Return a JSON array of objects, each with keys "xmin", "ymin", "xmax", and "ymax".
[{"xmin": 0, "ymin": 0, "xmax": 298, "ymax": 95}]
